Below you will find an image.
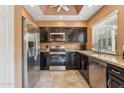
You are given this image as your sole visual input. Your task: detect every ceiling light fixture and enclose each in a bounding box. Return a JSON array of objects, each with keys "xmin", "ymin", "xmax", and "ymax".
[
  {"xmin": 59, "ymin": 16, "xmax": 63, "ymax": 20},
  {"xmin": 80, "ymin": 17, "xmax": 82, "ymax": 19},
  {"xmin": 88, "ymin": 5, "xmax": 92, "ymax": 8},
  {"xmin": 30, "ymin": 5, "xmax": 34, "ymax": 7},
  {"xmin": 38, "ymin": 16, "xmax": 41, "ymax": 19}
]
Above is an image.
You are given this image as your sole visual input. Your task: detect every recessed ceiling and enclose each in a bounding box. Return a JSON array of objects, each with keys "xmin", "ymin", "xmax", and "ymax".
[
  {"xmin": 23, "ymin": 5, "xmax": 103, "ymax": 21},
  {"xmin": 39, "ymin": 5, "xmax": 83, "ymax": 15}
]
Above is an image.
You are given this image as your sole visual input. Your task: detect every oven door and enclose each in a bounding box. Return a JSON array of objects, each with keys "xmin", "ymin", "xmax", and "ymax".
[{"xmin": 49, "ymin": 54, "xmax": 66, "ymax": 70}]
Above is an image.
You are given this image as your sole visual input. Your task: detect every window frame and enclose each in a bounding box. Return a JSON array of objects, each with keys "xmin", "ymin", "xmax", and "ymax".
[{"xmin": 92, "ymin": 10, "xmax": 118, "ymax": 54}]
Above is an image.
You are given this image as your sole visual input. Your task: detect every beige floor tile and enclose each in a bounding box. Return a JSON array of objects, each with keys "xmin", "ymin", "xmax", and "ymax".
[{"xmin": 33, "ymin": 70, "xmax": 90, "ymax": 88}]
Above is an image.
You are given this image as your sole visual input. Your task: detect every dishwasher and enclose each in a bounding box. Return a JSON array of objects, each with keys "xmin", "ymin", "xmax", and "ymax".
[{"xmin": 89, "ymin": 57, "xmax": 107, "ymax": 88}]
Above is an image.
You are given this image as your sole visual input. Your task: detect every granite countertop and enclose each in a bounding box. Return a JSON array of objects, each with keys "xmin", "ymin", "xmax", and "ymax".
[
  {"xmin": 40, "ymin": 49, "xmax": 80, "ymax": 52},
  {"xmin": 77, "ymin": 50, "xmax": 124, "ymax": 69},
  {"xmin": 40, "ymin": 49, "xmax": 49, "ymax": 52},
  {"xmin": 65, "ymin": 50, "xmax": 80, "ymax": 52},
  {"xmin": 40, "ymin": 49, "xmax": 124, "ymax": 69}
]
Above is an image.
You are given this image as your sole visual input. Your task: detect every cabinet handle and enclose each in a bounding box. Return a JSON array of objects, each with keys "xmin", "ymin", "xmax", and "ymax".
[
  {"xmin": 111, "ymin": 69, "xmax": 121, "ymax": 74},
  {"xmin": 107, "ymin": 79, "xmax": 111, "ymax": 88}
]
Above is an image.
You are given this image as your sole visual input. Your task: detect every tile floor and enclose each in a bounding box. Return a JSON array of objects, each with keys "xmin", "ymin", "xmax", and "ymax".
[{"xmin": 34, "ymin": 70, "xmax": 90, "ymax": 88}]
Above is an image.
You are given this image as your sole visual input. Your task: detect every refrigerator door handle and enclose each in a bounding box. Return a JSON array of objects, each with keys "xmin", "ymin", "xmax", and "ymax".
[{"xmin": 34, "ymin": 34, "xmax": 37, "ymax": 61}]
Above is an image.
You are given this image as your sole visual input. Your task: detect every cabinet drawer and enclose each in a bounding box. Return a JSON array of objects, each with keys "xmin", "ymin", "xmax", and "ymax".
[
  {"xmin": 109, "ymin": 65, "xmax": 124, "ymax": 80},
  {"xmin": 108, "ymin": 74, "xmax": 124, "ymax": 88}
]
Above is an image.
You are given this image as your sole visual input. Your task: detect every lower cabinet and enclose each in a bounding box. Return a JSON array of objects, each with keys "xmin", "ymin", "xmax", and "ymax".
[
  {"xmin": 40, "ymin": 52, "xmax": 80, "ymax": 70},
  {"xmin": 74, "ymin": 53, "xmax": 80, "ymax": 69},
  {"xmin": 79, "ymin": 54, "xmax": 89, "ymax": 83},
  {"xmin": 40, "ymin": 52, "xmax": 49, "ymax": 70},
  {"xmin": 66, "ymin": 52, "xmax": 80, "ymax": 70},
  {"xmin": 107, "ymin": 64, "xmax": 124, "ymax": 88}
]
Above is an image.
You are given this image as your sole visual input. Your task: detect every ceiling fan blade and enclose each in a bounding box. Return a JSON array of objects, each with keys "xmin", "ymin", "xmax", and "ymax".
[
  {"xmin": 62, "ymin": 6, "xmax": 69, "ymax": 11},
  {"xmin": 49, "ymin": 5, "xmax": 58, "ymax": 8},
  {"xmin": 57, "ymin": 6, "xmax": 62, "ymax": 12}
]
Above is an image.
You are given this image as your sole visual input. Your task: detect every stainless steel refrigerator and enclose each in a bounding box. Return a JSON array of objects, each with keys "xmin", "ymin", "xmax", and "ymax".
[{"xmin": 22, "ymin": 17, "xmax": 40, "ymax": 88}]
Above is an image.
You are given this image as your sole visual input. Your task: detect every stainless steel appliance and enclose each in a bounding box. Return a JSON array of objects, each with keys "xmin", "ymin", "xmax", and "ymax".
[
  {"xmin": 22, "ymin": 17, "xmax": 40, "ymax": 88},
  {"xmin": 107, "ymin": 64, "xmax": 124, "ymax": 88},
  {"xmin": 50, "ymin": 33, "xmax": 65, "ymax": 42},
  {"xmin": 49, "ymin": 46, "xmax": 66, "ymax": 70},
  {"xmin": 89, "ymin": 57, "xmax": 107, "ymax": 88}
]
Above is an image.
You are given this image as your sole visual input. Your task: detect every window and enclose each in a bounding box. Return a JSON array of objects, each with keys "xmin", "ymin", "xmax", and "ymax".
[{"xmin": 92, "ymin": 11, "xmax": 118, "ymax": 54}]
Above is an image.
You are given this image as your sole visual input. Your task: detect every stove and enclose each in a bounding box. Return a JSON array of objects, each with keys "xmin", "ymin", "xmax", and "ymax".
[{"xmin": 49, "ymin": 45, "xmax": 66, "ymax": 70}]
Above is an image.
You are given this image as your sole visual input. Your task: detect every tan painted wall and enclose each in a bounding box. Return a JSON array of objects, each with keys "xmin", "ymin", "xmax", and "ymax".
[
  {"xmin": 41, "ymin": 42, "xmax": 82, "ymax": 50},
  {"xmin": 14, "ymin": 6, "xmax": 37, "ymax": 88},
  {"xmin": 22, "ymin": 7, "xmax": 36, "ymax": 25},
  {"xmin": 87, "ymin": 5, "xmax": 124, "ymax": 55},
  {"xmin": 14, "ymin": 5, "xmax": 22, "ymax": 88},
  {"xmin": 36, "ymin": 21, "xmax": 87, "ymax": 27}
]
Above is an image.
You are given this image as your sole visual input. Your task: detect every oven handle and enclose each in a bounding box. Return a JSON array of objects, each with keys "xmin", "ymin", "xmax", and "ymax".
[
  {"xmin": 107, "ymin": 79, "xmax": 111, "ymax": 88},
  {"xmin": 111, "ymin": 69, "xmax": 121, "ymax": 74}
]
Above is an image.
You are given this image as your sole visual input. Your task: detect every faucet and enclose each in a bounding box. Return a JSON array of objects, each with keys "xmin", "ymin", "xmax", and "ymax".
[
  {"xmin": 98, "ymin": 39, "xmax": 102, "ymax": 56},
  {"xmin": 92, "ymin": 40, "xmax": 102, "ymax": 56}
]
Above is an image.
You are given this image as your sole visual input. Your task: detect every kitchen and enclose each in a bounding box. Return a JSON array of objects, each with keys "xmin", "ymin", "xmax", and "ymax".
[{"xmin": 1, "ymin": 5, "xmax": 124, "ymax": 88}]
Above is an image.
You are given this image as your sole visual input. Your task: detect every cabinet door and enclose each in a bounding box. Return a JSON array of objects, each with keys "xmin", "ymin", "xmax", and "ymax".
[
  {"xmin": 66, "ymin": 28, "xmax": 78, "ymax": 42},
  {"xmin": 75, "ymin": 28, "xmax": 87, "ymax": 43},
  {"xmin": 40, "ymin": 53, "xmax": 49, "ymax": 70},
  {"xmin": 40, "ymin": 28, "xmax": 49, "ymax": 42},
  {"xmin": 77, "ymin": 30, "xmax": 85, "ymax": 43},
  {"xmin": 66, "ymin": 52, "xmax": 73, "ymax": 69},
  {"xmin": 67, "ymin": 52, "xmax": 80, "ymax": 70},
  {"xmin": 73, "ymin": 53, "xmax": 80, "ymax": 69},
  {"xmin": 80, "ymin": 55, "xmax": 89, "ymax": 82}
]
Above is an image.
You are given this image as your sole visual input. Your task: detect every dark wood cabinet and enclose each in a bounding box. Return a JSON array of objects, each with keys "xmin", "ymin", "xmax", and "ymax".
[
  {"xmin": 40, "ymin": 27, "xmax": 87, "ymax": 43},
  {"xmin": 40, "ymin": 28, "xmax": 50, "ymax": 42},
  {"xmin": 66, "ymin": 28, "xmax": 77, "ymax": 42},
  {"xmin": 40, "ymin": 52, "xmax": 49, "ymax": 70},
  {"xmin": 74, "ymin": 53, "xmax": 80, "ymax": 69},
  {"xmin": 66, "ymin": 52, "xmax": 72, "ymax": 69},
  {"xmin": 107, "ymin": 64, "xmax": 124, "ymax": 88},
  {"xmin": 66, "ymin": 52, "xmax": 80, "ymax": 70},
  {"xmin": 77, "ymin": 28, "xmax": 87, "ymax": 43},
  {"xmin": 66, "ymin": 27, "xmax": 87, "ymax": 43},
  {"xmin": 79, "ymin": 54, "xmax": 89, "ymax": 83}
]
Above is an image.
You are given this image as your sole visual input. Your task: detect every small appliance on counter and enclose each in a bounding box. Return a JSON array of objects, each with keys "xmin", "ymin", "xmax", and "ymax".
[
  {"xmin": 45, "ymin": 45, "xmax": 49, "ymax": 51},
  {"xmin": 80, "ymin": 43, "xmax": 87, "ymax": 50}
]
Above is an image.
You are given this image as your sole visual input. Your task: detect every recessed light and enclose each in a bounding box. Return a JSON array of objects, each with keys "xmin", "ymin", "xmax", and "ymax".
[
  {"xmin": 59, "ymin": 16, "xmax": 63, "ymax": 20},
  {"xmin": 80, "ymin": 17, "xmax": 82, "ymax": 19},
  {"xmin": 38, "ymin": 16, "xmax": 41, "ymax": 19},
  {"xmin": 30, "ymin": 5, "xmax": 34, "ymax": 7},
  {"xmin": 88, "ymin": 5, "xmax": 92, "ymax": 8}
]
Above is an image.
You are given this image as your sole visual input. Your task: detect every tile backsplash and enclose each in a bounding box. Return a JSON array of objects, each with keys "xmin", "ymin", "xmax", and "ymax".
[{"xmin": 40, "ymin": 42, "xmax": 82, "ymax": 50}]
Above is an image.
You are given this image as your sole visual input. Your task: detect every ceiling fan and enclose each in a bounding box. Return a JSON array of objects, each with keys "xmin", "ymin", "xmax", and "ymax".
[{"xmin": 49, "ymin": 5, "xmax": 69, "ymax": 12}]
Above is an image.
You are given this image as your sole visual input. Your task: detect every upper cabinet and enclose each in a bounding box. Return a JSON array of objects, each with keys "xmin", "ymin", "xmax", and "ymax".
[
  {"xmin": 40, "ymin": 27, "xmax": 50, "ymax": 42},
  {"xmin": 40, "ymin": 27, "xmax": 87, "ymax": 43}
]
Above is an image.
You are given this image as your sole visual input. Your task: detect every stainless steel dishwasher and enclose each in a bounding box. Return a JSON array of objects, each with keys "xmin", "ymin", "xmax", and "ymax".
[{"xmin": 89, "ymin": 57, "xmax": 107, "ymax": 88}]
